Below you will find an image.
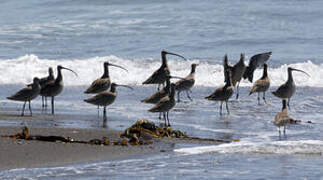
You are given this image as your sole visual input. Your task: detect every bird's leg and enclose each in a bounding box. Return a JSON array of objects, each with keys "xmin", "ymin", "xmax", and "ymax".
[
  {"xmin": 220, "ymin": 101, "xmax": 223, "ymax": 115},
  {"xmin": 157, "ymin": 84, "xmax": 160, "ymax": 91},
  {"xmin": 45, "ymin": 97, "xmax": 48, "ymax": 108},
  {"xmin": 186, "ymin": 90, "xmax": 193, "ymax": 101},
  {"xmin": 158, "ymin": 112, "xmax": 162, "ymax": 120},
  {"xmin": 257, "ymin": 93, "xmax": 260, "ymax": 105},
  {"xmin": 21, "ymin": 101, "xmax": 26, "ymax": 116},
  {"xmin": 278, "ymin": 127, "xmax": 281, "ymax": 140},
  {"xmin": 103, "ymin": 106, "xmax": 107, "ymax": 127},
  {"xmin": 226, "ymin": 100, "xmax": 230, "ymax": 115},
  {"xmin": 163, "ymin": 112, "xmax": 166, "ymax": 127},
  {"xmin": 283, "ymin": 125, "xmax": 286, "ymax": 136},
  {"xmin": 42, "ymin": 96, "xmax": 44, "ymax": 108},
  {"xmin": 97, "ymin": 105, "xmax": 100, "ymax": 117},
  {"xmin": 177, "ymin": 91, "xmax": 181, "ymax": 102},
  {"xmin": 236, "ymin": 81, "xmax": 240, "ymax": 100},
  {"xmin": 167, "ymin": 111, "xmax": 171, "ymax": 127},
  {"xmin": 51, "ymin": 96, "xmax": 55, "ymax": 115},
  {"xmin": 263, "ymin": 92, "xmax": 267, "ymax": 104},
  {"xmin": 28, "ymin": 100, "xmax": 32, "ymax": 116},
  {"xmin": 287, "ymin": 98, "xmax": 291, "ymax": 109}
]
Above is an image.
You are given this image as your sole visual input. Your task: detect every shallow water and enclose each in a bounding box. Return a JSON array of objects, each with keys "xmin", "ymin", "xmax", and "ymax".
[
  {"xmin": 1, "ymin": 0, "xmax": 323, "ymax": 179},
  {"xmin": 0, "ymin": 86, "xmax": 322, "ymax": 179}
]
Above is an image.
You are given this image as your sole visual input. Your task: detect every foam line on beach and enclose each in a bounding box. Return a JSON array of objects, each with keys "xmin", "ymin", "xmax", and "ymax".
[
  {"xmin": 0, "ymin": 54, "xmax": 321, "ymax": 87},
  {"xmin": 174, "ymin": 140, "xmax": 323, "ymax": 155}
]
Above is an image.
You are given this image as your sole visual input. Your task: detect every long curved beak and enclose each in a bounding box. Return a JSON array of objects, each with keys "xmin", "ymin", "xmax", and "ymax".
[
  {"xmin": 169, "ymin": 75, "xmax": 186, "ymax": 80},
  {"xmin": 116, "ymin": 84, "xmax": 133, "ymax": 90},
  {"xmin": 165, "ymin": 51, "xmax": 187, "ymax": 61},
  {"xmin": 62, "ymin": 66, "xmax": 78, "ymax": 77},
  {"xmin": 108, "ymin": 62, "xmax": 128, "ymax": 72},
  {"xmin": 290, "ymin": 68, "xmax": 310, "ymax": 77}
]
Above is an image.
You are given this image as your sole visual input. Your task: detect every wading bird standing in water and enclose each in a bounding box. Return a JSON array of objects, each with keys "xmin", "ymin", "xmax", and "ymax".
[
  {"xmin": 27, "ymin": 67, "xmax": 54, "ymax": 108},
  {"xmin": 175, "ymin": 63, "xmax": 198, "ymax": 102},
  {"xmin": 8, "ymin": 77, "xmax": 41, "ymax": 117},
  {"xmin": 40, "ymin": 65, "xmax": 78, "ymax": 115},
  {"xmin": 84, "ymin": 61, "xmax": 128, "ymax": 94},
  {"xmin": 84, "ymin": 83, "xmax": 133, "ymax": 127},
  {"xmin": 272, "ymin": 67, "xmax": 310, "ymax": 109},
  {"xmin": 84, "ymin": 61, "xmax": 128, "ymax": 114},
  {"xmin": 206, "ymin": 56, "xmax": 234, "ymax": 115},
  {"xmin": 143, "ymin": 50, "xmax": 187, "ymax": 90},
  {"xmin": 249, "ymin": 63, "xmax": 270, "ymax": 105},
  {"xmin": 224, "ymin": 53, "xmax": 246, "ymax": 100},
  {"xmin": 274, "ymin": 100, "xmax": 293, "ymax": 137},
  {"xmin": 148, "ymin": 83, "xmax": 177, "ymax": 127}
]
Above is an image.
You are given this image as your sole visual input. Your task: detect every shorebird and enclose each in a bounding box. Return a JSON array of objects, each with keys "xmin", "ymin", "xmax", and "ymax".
[
  {"xmin": 40, "ymin": 65, "xmax": 78, "ymax": 115},
  {"xmin": 84, "ymin": 83, "xmax": 133, "ymax": 126},
  {"xmin": 224, "ymin": 53, "xmax": 246, "ymax": 99},
  {"xmin": 142, "ymin": 75, "xmax": 183, "ymax": 120},
  {"xmin": 27, "ymin": 67, "xmax": 54, "ymax": 108},
  {"xmin": 249, "ymin": 63, "xmax": 270, "ymax": 104},
  {"xmin": 142, "ymin": 50, "xmax": 187, "ymax": 90},
  {"xmin": 141, "ymin": 75, "xmax": 172, "ymax": 104},
  {"xmin": 206, "ymin": 61, "xmax": 234, "ymax": 115},
  {"xmin": 175, "ymin": 63, "xmax": 198, "ymax": 102},
  {"xmin": 148, "ymin": 83, "xmax": 176, "ymax": 126},
  {"xmin": 7, "ymin": 77, "xmax": 41, "ymax": 116},
  {"xmin": 272, "ymin": 67, "xmax": 309, "ymax": 109},
  {"xmin": 223, "ymin": 54, "xmax": 233, "ymax": 82},
  {"xmin": 274, "ymin": 100, "xmax": 293, "ymax": 136},
  {"xmin": 40, "ymin": 67, "xmax": 55, "ymax": 108},
  {"xmin": 84, "ymin": 61, "xmax": 128, "ymax": 94},
  {"xmin": 243, "ymin": 52, "xmax": 272, "ymax": 82}
]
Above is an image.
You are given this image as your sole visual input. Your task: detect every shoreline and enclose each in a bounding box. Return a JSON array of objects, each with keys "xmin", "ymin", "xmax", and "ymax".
[{"xmin": 0, "ymin": 126, "xmax": 174, "ymax": 171}]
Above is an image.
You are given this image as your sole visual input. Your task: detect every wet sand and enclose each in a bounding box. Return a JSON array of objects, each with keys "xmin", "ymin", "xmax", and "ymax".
[
  {"xmin": 0, "ymin": 126, "xmax": 174, "ymax": 170},
  {"xmin": 0, "ymin": 110, "xmax": 228, "ymax": 171}
]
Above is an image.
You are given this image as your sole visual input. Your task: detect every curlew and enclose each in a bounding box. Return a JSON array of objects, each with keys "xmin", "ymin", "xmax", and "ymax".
[
  {"xmin": 243, "ymin": 52, "xmax": 272, "ymax": 82},
  {"xmin": 142, "ymin": 50, "xmax": 187, "ymax": 90},
  {"xmin": 84, "ymin": 83, "xmax": 133, "ymax": 126},
  {"xmin": 40, "ymin": 65, "xmax": 78, "ymax": 115},
  {"xmin": 142, "ymin": 75, "xmax": 183, "ymax": 120},
  {"xmin": 249, "ymin": 63, "xmax": 270, "ymax": 105},
  {"xmin": 141, "ymin": 75, "xmax": 172, "ymax": 104},
  {"xmin": 27, "ymin": 67, "xmax": 54, "ymax": 108},
  {"xmin": 272, "ymin": 67, "xmax": 309, "ymax": 109},
  {"xmin": 148, "ymin": 83, "xmax": 176, "ymax": 127},
  {"xmin": 175, "ymin": 63, "xmax": 198, "ymax": 102},
  {"xmin": 225, "ymin": 53, "xmax": 246, "ymax": 99},
  {"xmin": 206, "ymin": 60, "xmax": 234, "ymax": 115},
  {"xmin": 40, "ymin": 67, "xmax": 55, "ymax": 108},
  {"xmin": 274, "ymin": 100, "xmax": 294, "ymax": 136},
  {"xmin": 84, "ymin": 61, "xmax": 128, "ymax": 94},
  {"xmin": 7, "ymin": 77, "xmax": 41, "ymax": 116},
  {"xmin": 223, "ymin": 54, "xmax": 233, "ymax": 83}
]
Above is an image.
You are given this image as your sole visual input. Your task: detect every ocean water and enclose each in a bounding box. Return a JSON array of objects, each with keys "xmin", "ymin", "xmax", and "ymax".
[{"xmin": 1, "ymin": 0, "xmax": 323, "ymax": 179}]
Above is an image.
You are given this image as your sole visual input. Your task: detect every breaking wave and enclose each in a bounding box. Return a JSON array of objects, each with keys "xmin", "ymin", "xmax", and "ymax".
[{"xmin": 0, "ymin": 54, "xmax": 321, "ymax": 87}]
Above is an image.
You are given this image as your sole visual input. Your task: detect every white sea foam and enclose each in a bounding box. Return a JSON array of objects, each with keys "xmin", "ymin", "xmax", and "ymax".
[
  {"xmin": 174, "ymin": 140, "xmax": 323, "ymax": 155},
  {"xmin": 0, "ymin": 54, "xmax": 321, "ymax": 87}
]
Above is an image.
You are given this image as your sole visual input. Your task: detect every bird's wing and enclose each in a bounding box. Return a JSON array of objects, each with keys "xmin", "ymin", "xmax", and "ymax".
[
  {"xmin": 8, "ymin": 86, "xmax": 33, "ymax": 100},
  {"xmin": 85, "ymin": 78, "xmax": 110, "ymax": 93}
]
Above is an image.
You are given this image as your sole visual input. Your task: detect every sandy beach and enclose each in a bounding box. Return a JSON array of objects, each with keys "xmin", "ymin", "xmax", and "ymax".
[
  {"xmin": 0, "ymin": 110, "xmax": 228, "ymax": 171},
  {"xmin": 0, "ymin": 125, "xmax": 174, "ymax": 170}
]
